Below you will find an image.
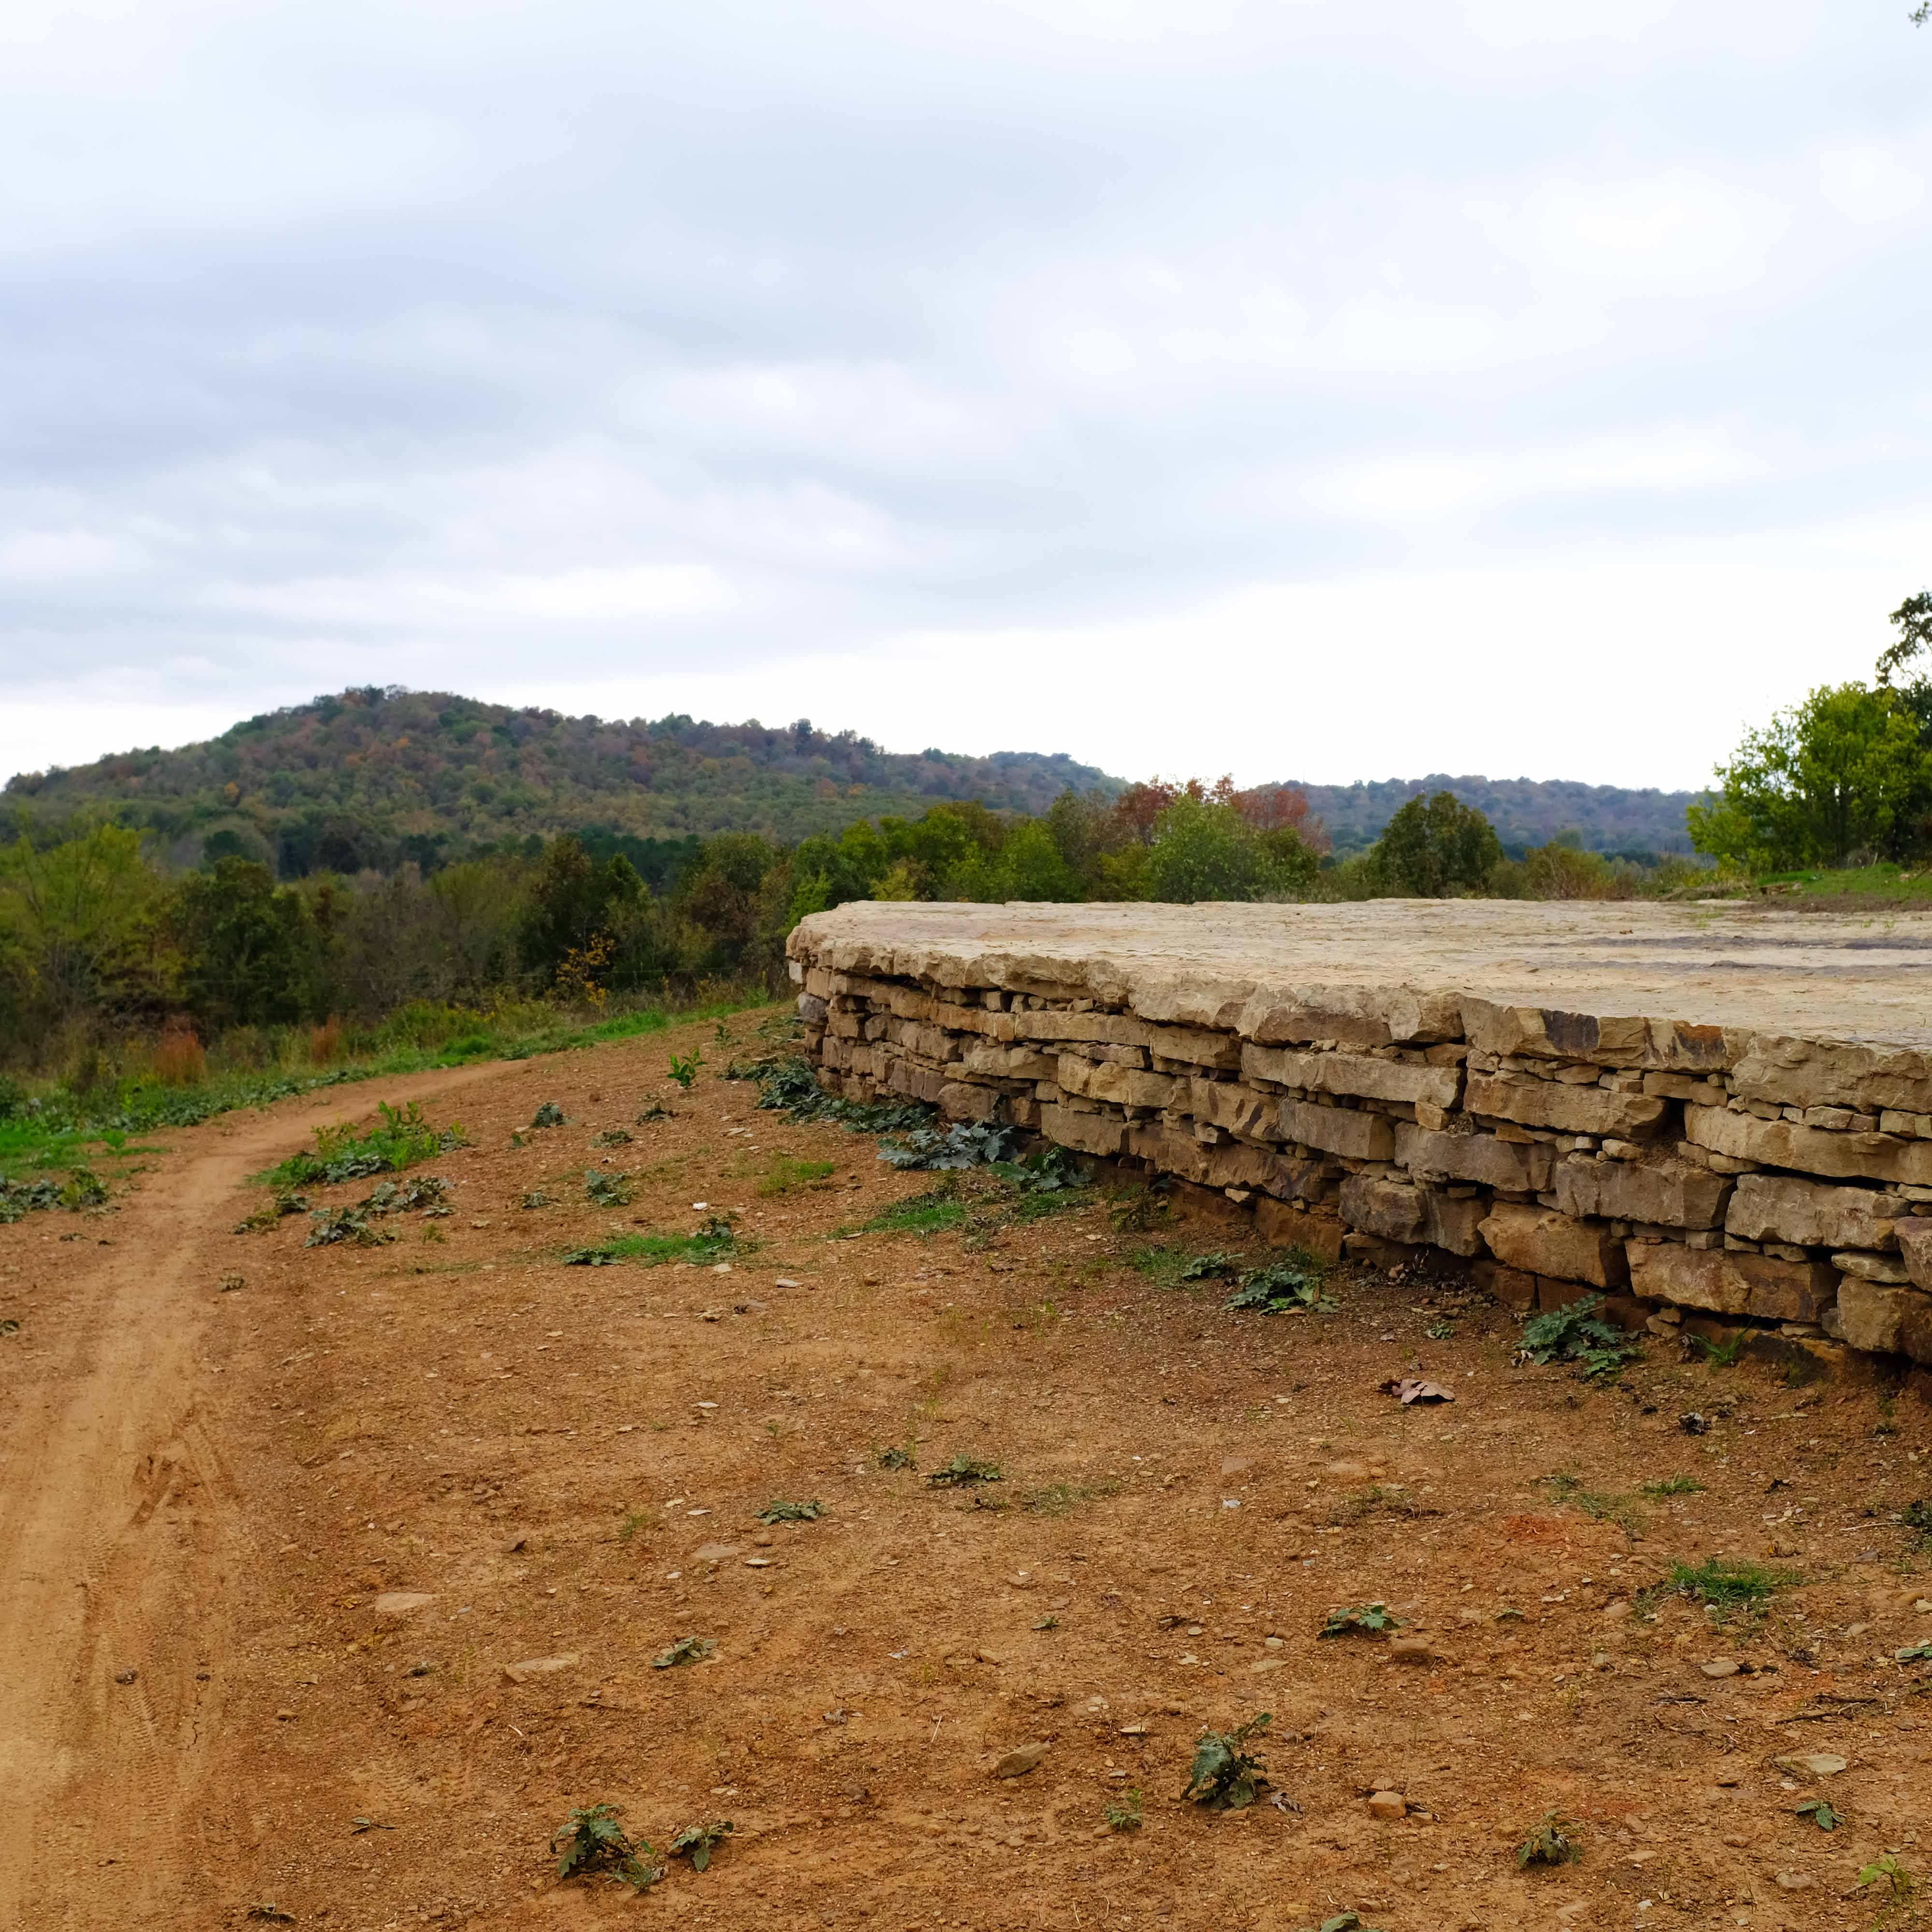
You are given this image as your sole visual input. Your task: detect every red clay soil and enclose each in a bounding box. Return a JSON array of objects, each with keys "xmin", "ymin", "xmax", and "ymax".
[{"xmin": 1, "ymin": 1009, "xmax": 1929, "ymax": 1932}]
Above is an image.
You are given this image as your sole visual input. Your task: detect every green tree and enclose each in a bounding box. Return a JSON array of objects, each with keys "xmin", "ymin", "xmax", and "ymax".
[
  {"xmin": 1143, "ymin": 796, "xmax": 1318, "ymax": 903},
  {"xmin": 1367, "ymin": 792, "xmax": 1503, "ymax": 896},
  {"xmin": 0, "ymin": 823, "xmax": 172, "ymax": 1025},
  {"xmin": 172, "ymin": 858, "xmax": 321, "ymax": 1028},
  {"xmin": 1688, "ymin": 682, "xmax": 1932, "ymax": 869}
]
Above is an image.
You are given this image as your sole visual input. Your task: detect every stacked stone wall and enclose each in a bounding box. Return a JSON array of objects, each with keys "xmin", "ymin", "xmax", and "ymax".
[{"xmin": 787, "ymin": 914, "xmax": 1932, "ymax": 1381}]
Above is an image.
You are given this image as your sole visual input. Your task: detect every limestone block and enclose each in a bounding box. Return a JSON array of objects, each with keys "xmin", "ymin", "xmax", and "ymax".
[
  {"xmin": 1831, "ymin": 1251, "xmax": 1910, "ymax": 1284},
  {"xmin": 1724, "ymin": 1174, "xmax": 1903, "ymax": 1250},
  {"xmin": 1839, "ymin": 1283, "xmax": 1917, "ymax": 1360},
  {"xmin": 958, "ymin": 1042, "xmax": 1058, "ymax": 1081},
  {"xmin": 1127, "ymin": 1123, "xmax": 1327, "ymax": 1200},
  {"xmin": 1625, "ymin": 1243, "xmax": 1836, "ymax": 1322},
  {"xmin": 1465, "ymin": 1072, "xmax": 1668, "ymax": 1140},
  {"xmin": 1685, "ymin": 1106, "xmax": 1932, "ymax": 1187},
  {"xmin": 1255, "ymin": 1199, "xmax": 1345, "ymax": 1260},
  {"xmin": 1184, "ymin": 1079, "xmax": 1276, "ymax": 1138},
  {"xmin": 1339, "ymin": 1175, "xmax": 1486, "ymax": 1257},
  {"xmin": 1056, "ymin": 1055, "xmax": 1177, "ymax": 1110},
  {"xmin": 1040, "ymin": 1104, "xmax": 1126, "ymax": 1158},
  {"xmin": 1241, "ymin": 1044, "xmax": 1461, "ymax": 1109},
  {"xmin": 1552, "ymin": 1154, "xmax": 1732, "ymax": 1230},
  {"xmin": 797, "ymin": 994, "xmax": 828, "ymax": 1025},
  {"xmin": 938, "ymin": 1081, "xmax": 1002, "ymax": 1122},
  {"xmin": 1395, "ymin": 1122, "xmax": 1555, "ymax": 1193},
  {"xmin": 1479, "ymin": 1203, "xmax": 1628, "ymax": 1290},
  {"xmin": 1899, "ymin": 1293, "xmax": 1932, "ymax": 1366},
  {"xmin": 886, "ymin": 1060, "xmax": 949, "ymax": 1106},
  {"xmin": 1462, "ymin": 997, "xmax": 1647, "ymax": 1068},
  {"xmin": 1898, "ymin": 1218, "xmax": 1932, "ymax": 1292},
  {"xmin": 1278, "ymin": 1099, "xmax": 1396, "ymax": 1162},
  {"xmin": 1237, "ymin": 984, "xmax": 1462, "ymax": 1050},
  {"xmin": 1732, "ymin": 1034, "xmax": 1932, "ymax": 1118},
  {"xmin": 934, "ymin": 1001, "xmax": 1017, "ymax": 1041}
]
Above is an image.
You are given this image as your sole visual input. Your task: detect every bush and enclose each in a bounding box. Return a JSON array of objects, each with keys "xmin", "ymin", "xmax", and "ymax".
[{"xmin": 1363, "ymin": 791, "xmax": 1502, "ymax": 896}]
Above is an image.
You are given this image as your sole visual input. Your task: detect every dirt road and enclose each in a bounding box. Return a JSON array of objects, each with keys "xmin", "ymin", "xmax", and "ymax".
[{"xmin": 0, "ymin": 1066, "xmax": 497, "ymax": 1931}]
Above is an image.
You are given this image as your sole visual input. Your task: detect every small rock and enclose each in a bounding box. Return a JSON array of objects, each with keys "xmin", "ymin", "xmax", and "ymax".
[
  {"xmin": 693, "ymin": 1543, "xmax": 740, "ymax": 1564},
  {"xmin": 217, "ymin": 1273, "xmax": 244, "ymax": 1293},
  {"xmin": 976, "ymin": 1648, "xmax": 1005, "ymax": 1665},
  {"xmin": 502, "ymin": 1652, "xmax": 580, "ymax": 1686},
  {"xmin": 372, "ymin": 1591, "xmax": 438, "ymax": 1619},
  {"xmin": 993, "ymin": 1743, "xmax": 1048, "ymax": 1778},
  {"xmin": 1366, "ymin": 1790, "xmax": 1406, "ymax": 1820},
  {"xmin": 1250, "ymin": 1659, "xmax": 1285, "ymax": 1674},
  {"xmin": 1775, "ymin": 1871, "xmax": 1816, "ymax": 1891},
  {"xmin": 774, "ymin": 1278, "xmax": 802, "ymax": 1289},
  {"xmin": 1591, "ymin": 1652, "xmax": 1614, "ymax": 1672},
  {"xmin": 113, "ymin": 1669, "xmax": 138, "ymax": 1686},
  {"xmin": 1700, "ymin": 1659, "xmax": 1740, "ymax": 1679},
  {"xmin": 1007, "ymin": 1572, "xmax": 1036, "ymax": 1589},
  {"xmin": 1220, "ymin": 1455, "xmax": 1253, "ymax": 1476},
  {"xmin": 1774, "ymin": 1753, "xmax": 1847, "ymax": 1778},
  {"xmin": 1389, "ymin": 1638, "xmax": 1435, "ymax": 1666},
  {"xmin": 275, "ymin": 1708, "xmax": 297, "ymax": 1722}
]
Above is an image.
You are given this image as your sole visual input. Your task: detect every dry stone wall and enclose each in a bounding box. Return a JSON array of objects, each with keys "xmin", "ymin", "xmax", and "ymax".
[{"xmin": 787, "ymin": 902, "xmax": 1932, "ymax": 1381}]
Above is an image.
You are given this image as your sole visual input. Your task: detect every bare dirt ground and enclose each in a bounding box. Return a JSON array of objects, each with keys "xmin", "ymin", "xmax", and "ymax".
[{"xmin": 3, "ymin": 1009, "xmax": 1931, "ymax": 1932}]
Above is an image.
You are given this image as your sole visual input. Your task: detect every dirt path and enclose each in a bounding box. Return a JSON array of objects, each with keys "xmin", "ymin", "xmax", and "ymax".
[
  {"xmin": 3, "ymin": 1023, "xmax": 1931, "ymax": 1932},
  {"xmin": 0, "ymin": 1065, "xmax": 500, "ymax": 1930}
]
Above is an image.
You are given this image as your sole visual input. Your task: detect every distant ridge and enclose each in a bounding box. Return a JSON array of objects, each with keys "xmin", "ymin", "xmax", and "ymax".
[
  {"xmin": 1285, "ymin": 774, "xmax": 1699, "ymax": 857},
  {"xmin": 1, "ymin": 687, "xmax": 1120, "ymax": 873}
]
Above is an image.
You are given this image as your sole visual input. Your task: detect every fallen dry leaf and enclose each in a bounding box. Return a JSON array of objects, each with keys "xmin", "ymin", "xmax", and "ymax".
[{"xmin": 1380, "ymin": 1377, "xmax": 1455, "ymax": 1404}]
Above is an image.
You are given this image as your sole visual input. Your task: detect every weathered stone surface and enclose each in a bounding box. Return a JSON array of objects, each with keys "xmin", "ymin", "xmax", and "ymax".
[
  {"xmin": 1241, "ymin": 1044, "xmax": 1461, "ymax": 1109},
  {"xmin": 1395, "ymin": 1122, "xmax": 1554, "ymax": 1193},
  {"xmin": 959, "ymin": 1042, "xmax": 1058, "ymax": 1080},
  {"xmin": 1238, "ymin": 984, "xmax": 1462, "ymax": 1049},
  {"xmin": 1625, "ymin": 1243, "xmax": 1837, "ymax": 1322},
  {"xmin": 1832, "ymin": 1250, "xmax": 1910, "ymax": 1284},
  {"xmin": 1339, "ymin": 1175, "xmax": 1486, "ymax": 1257},
  {"xmin": 1478, "ymin": 1204, "xmax": 1628, "ymax": 1289},
  {"xmin": 1898, "ymin": 1217, "xmax": 1932, "ymax": 1292},
  {"xmin": 1724, "ymin": 1174, "xmax": 1903, "ymax": 1250},
  {"xmin": 1552, "ymin": 1154, "xmax": 1732, "ymax": 1229},
  {"xmin": 1733, "ymin": 1034, "xmax": 1932, "ymax": 1118},
  {"xmin": 1685, "ymin": 1105, "xmax": 1932, "ymax": 1186},
  {"xmin": 1462, "ymin": 997, "xmax": 1650, "ymax": 1068},
  {"xmin": 1126, "ymin": 1123, "xmax": 1327, "ymax": 1200},
  {"xmin": 1465, "ymin": 1072, "xmax": 1668, "ymax": 1140},
  {"xmin": 1278, "ymin": 1099, "xmax": 1396, "ymax": 1162},
  {"xmin": 1012, "ymin": 1008, "xmax": 1240, "ymax": 1068},
  {"xmin": 1255, "ymin": 1198, "xmax": 1345, "ymax": 1259},
  {"xmin": 1833, "ymin": 1278, "xmax": 1915, "ymax": 1354},
  {"xmin": 1182, "ymin": 1079, "xmax": 1277, "ymax": 1138},
  {"xmin": 938, "ymin": 1081, "xmax": 1002, "ymax": 1122},
  {"xmin": 1055, "ymin": 1056, "xmax": 1178, "ymax": 1110},
  {"xmin": 1901, "ymin": 1293, "xmax": 1932, "ymax": 1366},
  {"xmin": 1040, "ymin": 1105, "xmax": 1125, "ymax": 1158}
]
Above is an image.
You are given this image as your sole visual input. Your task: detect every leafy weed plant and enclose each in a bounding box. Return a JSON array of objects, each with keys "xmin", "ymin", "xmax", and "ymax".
[
  {"xmin": 925, "ymin": 1454, "xmax": 1003, "ymax": 1488},
  {"xmin": 1103, "ymin": 1789, "xmax": 1143, "ymax": 1832},
  {"xmin": 582, "ymin": 1168, "xmax": 634, "ymax": 1208},
  {"xmin": 1182, "ymin": 1712, "xmax": 1272, "ymax": 1809},
  {"xmin": 652, "ymin": 1635, "xmax": 716, "ymax": 1669},
  {"xmin": 1516, "ymin": 1811, "xmax": 1582, "ymax": 1868},
  {"xmin": 1518, "ymin": 1293, "xmax": 1641, "ymax": 1378},
  {"xmin": 668, "ymin": 1051, "xmax": 704, "ymax": 1091},
  {"xmin": 668, "ymin": 1819, "xmax": 733, "ymax": 1871},
  {"xmin": 264, "ymin": 1100, "xmax": 464, "ymax": 1187},
  {"xmin": 756, "ymin": 1498, "xmax": 823, "ymax": 1523},
  {"xmin": 1640, "ymin": 1474, "xmax": 1705, "ymax": 1499},
  {"xmin": 1320, "ymin": 1603, "xmax": 1400, "ymax": 1638},
  {"xmin": 551, "ymin": 1803, "xmax": 661, "ymax": 1891},
  {"xmin": 562, "ymin": 1214, "xmax": 749, "ymax": 1268}
]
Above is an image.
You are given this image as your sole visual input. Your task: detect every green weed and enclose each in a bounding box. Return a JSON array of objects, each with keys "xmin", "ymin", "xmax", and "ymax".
[
  {"xmin": 1639, "ymin": 1474, "xmax": 1705, "ymax": 1498},
  {"xmin": 582, "ymin": 1168, "xmax": 634, "ymax": 1208},
  {"xmin": 1645, "ymin": 1557, "xmax": 1794, "ymax": 1621},
  {"xmin": 857, "ymin": 1183, "xmax": 968, "ymax": 1236},
  {"xmin": 925, "ymin": 1454, "xmax": 1003, "ymax": 1488},
  {"xmin": 668, "ymin": 1819, "xmax": 733, "ymax": 1871},
  {"xmin": 755, "ymin": 1498, "xmax": 823, "ymax": 1523},
  {"xmin": 562, "ymin": 1214, "xmax": 749, "ymax": 1268},
  {"xmin": 651, "ymin": 1635, "xmax": 716, "ymax": 1669},
  {"xmin": 1516, "ymin": 1811, "xmax": 1581, "ymax": 1868},
  {"xmin": 550, "ymin": 1803, "xmax": 661, "ymax": 1890},
  {"xmin": 1518, "ymin": 1293, "xmax": 1641, "ymax": 1378},
  {"xmin": 668, "ymin": 1050, "xmax": 704, "ymax": 1091},
  {"xmin": 1182, "ymin": 1712, "xmax": 1272, "ymax": 1809},
  {"xmin": 1320, "ymin": 1603, "xmax": 1400, "ymax": 1638},
  {"xmin": 757, "ymin": 1154, "xmax": 836, "ymax": 1196},
  {"xmin": 1103, "ymin": 1789, "xmax": 1143, "ymax": 1832},
  {"xmin": 262, "ymin": 1099, "xmax": 464, "ymax": 1188}
]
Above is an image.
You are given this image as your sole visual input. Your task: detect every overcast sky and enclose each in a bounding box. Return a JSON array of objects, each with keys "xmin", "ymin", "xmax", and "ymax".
[{"xmin": 4, "ymin": 0, "xmax": 1930, "ymax": 792}]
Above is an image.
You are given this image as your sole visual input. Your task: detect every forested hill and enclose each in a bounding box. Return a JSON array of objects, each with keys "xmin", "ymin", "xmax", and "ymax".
[
  {"xmin": 1, "ymin": 687, "xmax": 1120, "ymax": 874},
  {"xmin": 1288, "ymin": 774, "xmax": 1701, "ymax": 857}
]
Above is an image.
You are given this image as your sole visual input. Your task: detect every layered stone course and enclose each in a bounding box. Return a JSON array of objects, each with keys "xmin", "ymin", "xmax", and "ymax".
[{"xmin": 788, "ymin": 900, "xmax": 1932, "ymax": 1378}]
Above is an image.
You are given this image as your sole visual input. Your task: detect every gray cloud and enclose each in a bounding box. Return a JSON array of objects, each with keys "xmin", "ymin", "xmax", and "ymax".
[{"xmin": 5, "ymin": 0, "xmax": 1932, "ymax": 789}]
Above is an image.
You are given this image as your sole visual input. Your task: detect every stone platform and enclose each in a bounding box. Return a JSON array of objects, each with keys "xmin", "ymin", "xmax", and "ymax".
[{"xmin": 788, "ymin": 901, "xmax": 1932, "ymax": 1377}]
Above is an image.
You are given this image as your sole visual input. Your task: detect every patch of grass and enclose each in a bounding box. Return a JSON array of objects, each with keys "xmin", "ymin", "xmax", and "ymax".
[
  {"xmin": 550, "ymin": 1802, "xmax": 662, "ymax": 1891},
  {"xmin": 1108, "ymin": 1175, "xmax": 1174, "ymax": 1233},
  {"xmin": 562, "ymin": 1214, "xmax": 751, "ymax": 1268},
  {"xmin": 1181, "ymin": 1712, "xmax": 1272, "ymax": 1810},
  {"xmin": 651, "ymin": 1635, "xmax": 716, "ymax": 1669},
  {"xmin": 856, "ymin": 1183, "xmax": 968, "ymax": 1237},
  {"xmin": 617, "ymin": 1508, "xmax": 656, "ymax": 1544},
  {"xmin": 1103, "ymin": 1788, "xmax": 1143, "ymax": 1832},
  {"xmin": 262, "ymin": 1100, "xmax": 466, "ymax": 1188},
  {"xmin": 1689, "ymin": 1328, "xmax": 1749, "ymax": 1368},
  {"xmin": 925, "ymin": 1454, "xmax": 1003, "ymax": 1488},
  {"xmin": 1639, "ymin": 1473, "xmax": 1705, "ymax": 1498},
  {"xmin": 1644, "ymin": 1557, "xmax": 1795, "ymax": 1621},
  {"xmin": 757, "ymin": 1153, "xmax": 836, "ymax": 1196},
  {"xmin": 232, "ymin": 1188, "xmax": 311, "ymax": 1234},
  {"xmin": 1130, "ymin": 1244, "xmax": 1223, "ymax": 1288},
  {"xmin": 1320, "ymin": 1603, "xmax": 1400, "ymax": 1638},
  {"xmin": 1517, "ymin": 1293, "xmax": 1641, "ymax": 1378},
  {"xmin": 1538, "ymin": 1471, "xmax": 1639, "ymax": 1532},
  {"xmin": 1516, "ymin": 1811, "xmax": 1581, "ymax": 1868}
]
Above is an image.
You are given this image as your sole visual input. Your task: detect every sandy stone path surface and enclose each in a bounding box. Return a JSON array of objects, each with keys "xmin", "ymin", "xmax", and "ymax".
[{"xmin": 1, "ymin": 1011, "xmax": 1930, "ymax": 1931}]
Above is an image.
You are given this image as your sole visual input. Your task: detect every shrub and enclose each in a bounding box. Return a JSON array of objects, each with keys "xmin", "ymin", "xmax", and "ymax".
[
  {"xmin": 151, "ymin": 1021, "xmax": 207, "ymax": 1088},
  {"xmin": 1182, "ymin": 1713, "xmax": 1272, "ymax": 1809},
  {"xmin": 550, "ymin": 1803, "xmax": 661, "ymax": 1891}
]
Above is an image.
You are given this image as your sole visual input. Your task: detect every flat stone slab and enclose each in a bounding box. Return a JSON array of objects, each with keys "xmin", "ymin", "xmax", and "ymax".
[{"xmin": 795, "ymin": 900, "xmax": 1932, "ymax": 1049}]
